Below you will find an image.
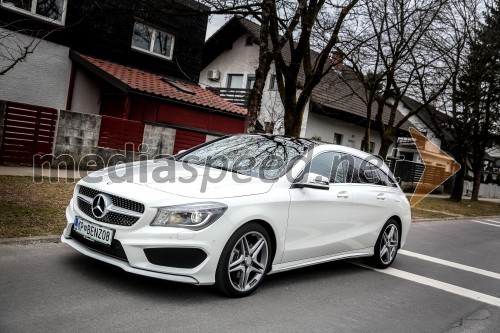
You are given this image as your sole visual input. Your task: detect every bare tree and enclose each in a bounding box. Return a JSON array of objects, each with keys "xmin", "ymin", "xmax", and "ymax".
[
  {"xmin": 457, "ymin": 0, "xmax": 500, "ymax": 201},
  {"xmin": 268, "ymin": 0, "xmax": 360, "ymax": 137},
  {"xmin": 340, "ymin": 0, "xmax": 453, "ymax": 158},
  {"xmin": 201, "ymin": 1, "xmax": 361, "ymax": 136},
  {"xmin": 422, "ymin": 0, "xmax": 484, "ymax": 202}
]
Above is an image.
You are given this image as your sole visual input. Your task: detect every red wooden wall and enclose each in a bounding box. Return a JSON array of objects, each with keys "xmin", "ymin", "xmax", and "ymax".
[
  {"xmin": 98, "ymin": 116, "xmax": 144, "ymax": 151},
  {"xmin": 129, "ymin": 98, "xmax": 245, "ymax": 134}
]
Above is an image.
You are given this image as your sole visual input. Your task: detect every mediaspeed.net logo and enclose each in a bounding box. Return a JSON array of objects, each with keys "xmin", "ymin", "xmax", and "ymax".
[
  {"xmin": 31, "ymin": 128, "xmax": 460, "ymax": 205},
  {"xmin": 405, "ymin": 128, "xmax": 461, "ymax": 207}
]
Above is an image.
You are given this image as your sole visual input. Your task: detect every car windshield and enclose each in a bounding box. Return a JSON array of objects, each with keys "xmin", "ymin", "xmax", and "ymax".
[{"xmin": 177, "ymin": 135, "xmax": 317, "ymax": 180}]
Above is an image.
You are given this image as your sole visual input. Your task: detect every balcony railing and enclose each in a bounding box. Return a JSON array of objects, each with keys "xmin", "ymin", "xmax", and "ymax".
[
  {"xmin": 207, "ymin": 87, "xmax": 250, "ymax": 108},
  {"xmin": 397, "ymin": 137, "xmax": 417, "ymax": 149}
]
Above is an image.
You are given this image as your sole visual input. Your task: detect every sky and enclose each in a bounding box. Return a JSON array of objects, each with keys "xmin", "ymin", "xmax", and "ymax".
[{"xmin": 205, "ymin": 15, "xmax": 230, "ymax": 40}]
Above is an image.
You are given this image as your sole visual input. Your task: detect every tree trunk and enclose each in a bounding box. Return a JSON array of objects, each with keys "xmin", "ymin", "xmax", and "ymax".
[
  {"xmin": 449, "ymin": 157, "xmax": 465, "ymax": 202},
  {"xmin": 377, "ymin": 127, "xmax": 395, "ymax": 159},
  {"xmin": 470, "ymin": 159, "xmax": 484, "ymax": 202},
  {"xmin": 244, "ymin": 0, "xmax": 273, "ymax": 134},
  {"xmin": 283, "ymin": 107, "xmax": 303, "ymax": 137},
  {"xmin": 362, "ymin": 124, "xmax": 371, "ymax": 152}
]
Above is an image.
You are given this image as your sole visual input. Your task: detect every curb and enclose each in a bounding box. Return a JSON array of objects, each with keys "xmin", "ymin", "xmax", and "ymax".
[
  {"xmin": 0, "ymin": 235, "xmax": 60, "ymax": 245},
  {"xmin": 412, "ymin": 215, "xmax": 500, "ymax": 223}
]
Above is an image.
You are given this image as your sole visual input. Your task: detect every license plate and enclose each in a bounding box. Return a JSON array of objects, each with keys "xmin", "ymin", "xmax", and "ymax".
[{"xmin": 73, "ymin": 216, "xmax": 114, "ymax": 246}]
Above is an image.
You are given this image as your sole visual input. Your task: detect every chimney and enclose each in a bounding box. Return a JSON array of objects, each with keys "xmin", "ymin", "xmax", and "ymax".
[{"xmin": 331, "ymin": 51, "xmax": 344, "ymax": 71}]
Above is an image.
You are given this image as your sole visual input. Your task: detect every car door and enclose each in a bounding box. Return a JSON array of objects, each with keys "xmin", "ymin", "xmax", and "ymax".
[
  {"xmin": 344, "ymin": 155, "xmax": 396, "ymax": 251},
  {"xmin": 283, "ymin": 151, "xmax": 353, "ymax": 263}
]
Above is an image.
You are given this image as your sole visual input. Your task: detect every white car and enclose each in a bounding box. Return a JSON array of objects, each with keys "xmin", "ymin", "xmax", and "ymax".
[{"xmin": 61, "ymin": 135, "xmax": 411, "ymax": 297}]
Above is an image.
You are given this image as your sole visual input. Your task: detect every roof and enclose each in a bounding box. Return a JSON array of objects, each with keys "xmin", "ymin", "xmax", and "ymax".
[
  {"xmin": 204, "ymin": 17, "xmax": 410, "ymax": 131},
  {"xmin": 400, "ymin": 96, "xmax": 454, "ymax": 142},
  {"xmin": 71, "ymin": 52, "xmax": 247, "ymax": 116}
]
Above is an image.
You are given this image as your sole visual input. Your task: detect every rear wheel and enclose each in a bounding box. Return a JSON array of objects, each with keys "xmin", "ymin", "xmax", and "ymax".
[
  {"xmin": 368, "ymin": 219, "xmax": 400, "ymax": 269},
  {"xmin": 215, "ymin": 223, "xmax": 271, "ymax": 297}
]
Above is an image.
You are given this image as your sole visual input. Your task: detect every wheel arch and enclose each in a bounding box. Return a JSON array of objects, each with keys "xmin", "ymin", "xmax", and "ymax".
[{"xmin": 242, "ymin": 219, "xmax": 278, "ymax": 265}]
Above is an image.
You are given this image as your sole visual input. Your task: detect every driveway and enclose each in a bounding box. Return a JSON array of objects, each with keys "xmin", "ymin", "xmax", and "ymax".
[{"xmin": 1, "ymin": 217, "xmax": 499, "ymax": 332}]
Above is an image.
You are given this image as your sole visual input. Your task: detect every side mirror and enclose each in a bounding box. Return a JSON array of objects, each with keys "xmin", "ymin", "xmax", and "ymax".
[{"xmin": 292, "ymin": 172, "xmax": 330, "ymax": 190}]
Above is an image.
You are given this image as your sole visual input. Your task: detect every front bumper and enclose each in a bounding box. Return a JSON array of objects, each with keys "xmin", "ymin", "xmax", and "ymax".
[{"xmin": 61, "ymin": 199, "xmax": 230, "ymax": 285}]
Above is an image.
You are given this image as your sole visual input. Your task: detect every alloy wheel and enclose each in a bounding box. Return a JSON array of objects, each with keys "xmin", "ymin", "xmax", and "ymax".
[
  {"xmin": 379, "ymin": 224, "xmax": 399, "ymax": 265},
  {"xmin": 228, "ymin": 231, "xmax": 269, "ymax": 292}
]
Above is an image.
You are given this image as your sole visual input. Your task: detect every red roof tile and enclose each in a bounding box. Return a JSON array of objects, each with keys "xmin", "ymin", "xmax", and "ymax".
[{"xmin": 77, "ymin": 54, "xmax": 247, "ymax": 116}]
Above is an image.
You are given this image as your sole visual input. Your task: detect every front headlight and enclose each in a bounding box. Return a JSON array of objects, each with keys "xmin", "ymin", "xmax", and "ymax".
[{"xmin": 150, "ymin": 202, "xmax": 228, "ymax": 230}]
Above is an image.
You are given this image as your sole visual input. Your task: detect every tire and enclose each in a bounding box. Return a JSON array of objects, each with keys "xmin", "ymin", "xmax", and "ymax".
[
  {"xmin": 215, "ymin": 223, "xmax": 272, "ymax": 297},
  {"xmin": 368, "ymin": 219, "xmax": 400, "ymax": 269}
]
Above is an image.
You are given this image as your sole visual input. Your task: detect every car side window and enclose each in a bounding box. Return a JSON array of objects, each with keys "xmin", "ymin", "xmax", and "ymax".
[
  {"xmin": 360, "ymin": 159, "xmax": 382, "ymax": 184},
  {"xmin": 308, "ymin": 152, "xmax": 335, "ymax": 180},
  {"xmin": 306, "ymin": 151, "xmax": 345, "ymax": 183},
  {"xmin": 354, "ymin": 155, "xmax": 396, "ymax": 187}
]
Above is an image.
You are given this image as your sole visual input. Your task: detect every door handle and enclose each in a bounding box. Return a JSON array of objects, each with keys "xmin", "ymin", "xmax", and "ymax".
[
  {"xmin": 337, "ymin": 191, "xmax": 349, "ymax": 199},
  {"xmin": 377, "ymin": 193, "xmax": 386, "ymax": 200}
]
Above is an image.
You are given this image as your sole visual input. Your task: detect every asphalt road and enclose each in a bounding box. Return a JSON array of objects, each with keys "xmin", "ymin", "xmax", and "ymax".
[{"xmin": 1, "ymin": 217, "xmax": 500, "ymax": 333}]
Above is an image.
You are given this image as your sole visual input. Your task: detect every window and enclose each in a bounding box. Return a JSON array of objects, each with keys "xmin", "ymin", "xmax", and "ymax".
[
  {"xmin": 333, "ymin": 133, "xmax": 343, "ymax": 145},
  {"xmin": 361, "ymin": 140, "xmax": 375, "ymax": 153},
  {"xmin": 131, "ymin": 22, "xmax": 175, "ymax": 60},
  {"xmin": 1, "ymin": 0, "xmax": 67, "ymax": 24},
  {"xmin": 246, "ymin": 75, "xmax": 255, "ymax": 89},
  {"xmin": 245, "ymin": 36, "xmax": 254, "ymax": 46},
  {"xmin": 269, "ymin": 74, "xmax": 278, "ymax": 90},
  {"xmin": 400, "ymin": 152, "xmax": 414, "ymax": 161},
  {"xmin": 227, "ymin": 74, "xmax": 244, "ymax": 89}
]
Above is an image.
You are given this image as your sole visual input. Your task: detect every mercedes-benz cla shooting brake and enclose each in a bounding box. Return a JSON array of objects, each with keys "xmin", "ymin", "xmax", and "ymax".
[{"xmin": 62, "ymin": 135, "xmax": 411, "ymax": 297}]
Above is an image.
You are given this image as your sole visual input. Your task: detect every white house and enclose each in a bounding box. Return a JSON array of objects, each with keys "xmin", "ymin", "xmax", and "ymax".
[{"xmin": 200, "ymin": 17, "xmax": 412, "ymax": 154}]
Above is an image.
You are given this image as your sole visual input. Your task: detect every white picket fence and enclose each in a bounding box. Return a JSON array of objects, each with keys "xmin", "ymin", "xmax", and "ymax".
[{"xmin": 463, "ymin": 181, "xmax": 500, "ymax": 199}]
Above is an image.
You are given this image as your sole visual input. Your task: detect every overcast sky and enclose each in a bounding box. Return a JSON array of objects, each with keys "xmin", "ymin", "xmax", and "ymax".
[{"xmin": 205, "ymin": 15, "xmax": 230, "ymax": 40}]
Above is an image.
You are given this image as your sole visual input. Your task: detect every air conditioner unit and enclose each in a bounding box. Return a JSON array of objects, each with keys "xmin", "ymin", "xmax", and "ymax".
[{"xmin": 207, "ymin": 70, "xmax": 220, "ymax": 81}]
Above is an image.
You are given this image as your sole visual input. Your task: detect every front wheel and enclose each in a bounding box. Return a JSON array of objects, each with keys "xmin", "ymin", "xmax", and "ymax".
[
  {"xmin": 215, "ymin": 223, "xmax": 272, "ymax": 297},
  {"xmin": 368, "ymin": 219, "xmax": 400, "ymax": 269}
]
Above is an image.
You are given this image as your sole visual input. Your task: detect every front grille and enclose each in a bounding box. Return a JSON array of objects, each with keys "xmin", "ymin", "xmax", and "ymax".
[
  {"xmin": 70, "ymin": 228, "xmax": 128, "ymax": 262},
  {"xmin": 77, "ymin": 186, "xmax": 144, "ymax": 227},
  {"xmin": 77, "ymin": 198, "xmax": 140, "ymax": 226},
  {"xmin": 144, "ymin": 248, "xmax": 208, "ymax": 269},
  {"xmin": 79, "ymin": 186, "xmax": 145, "ymax": 213}
]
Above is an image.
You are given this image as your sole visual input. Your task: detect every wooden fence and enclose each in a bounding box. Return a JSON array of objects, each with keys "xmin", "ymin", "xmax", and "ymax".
[{"xmin": 0, "ymin": 101, "xmax": 58, "ymax": 164}]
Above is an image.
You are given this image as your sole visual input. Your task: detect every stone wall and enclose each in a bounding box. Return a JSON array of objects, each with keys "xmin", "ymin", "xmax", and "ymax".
[
  {"xmin": 54, "ymin": 110, "xmax": 102, "ymax": 167},
  {"xmin": 141, "ymin": 124, "xmax": 176, "ymax": 158},
  {"xmin": 52, "ymin": 110, "xmax": 177, "ymax": 169}
]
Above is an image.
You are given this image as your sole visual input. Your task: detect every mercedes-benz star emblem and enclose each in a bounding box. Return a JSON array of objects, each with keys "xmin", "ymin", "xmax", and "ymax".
[{"xmin": 91, "ymin": 194, "xmax": 110, "ymax": 218}]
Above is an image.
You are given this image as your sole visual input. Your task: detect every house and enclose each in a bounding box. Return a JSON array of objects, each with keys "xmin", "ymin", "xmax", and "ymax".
[
  {"xmin": 200, "ymin": 17, "xmax": 412, "ymax": 154},
  {"xmin": 393, "ymin": 96, "xmax": 445, "ymax": 163},
  {"xmin": 0, "ymin": 0, "xmax": 247, "ymax": 165},
  {"xmin": 394, "ymin": 96, "xmax": 500, "ymax": 195}
]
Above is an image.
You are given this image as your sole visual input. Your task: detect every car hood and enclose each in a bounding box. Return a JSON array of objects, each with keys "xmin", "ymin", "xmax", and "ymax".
[{"xmin": 83, "ymin": 160, "xmax": 275, "ymax": 199}]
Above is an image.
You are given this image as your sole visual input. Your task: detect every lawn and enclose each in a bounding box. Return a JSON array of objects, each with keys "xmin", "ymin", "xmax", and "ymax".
[
  {"xmin": 0, "ymin": 175, "xmax": 499, "ymax": 238},
  {"xmin": 0, "ymin": 176, "xmax": 75, "ymax": 238},
  {"xmin": 411, "ymin": 196, "xmax": 500, "ymax": 220}
]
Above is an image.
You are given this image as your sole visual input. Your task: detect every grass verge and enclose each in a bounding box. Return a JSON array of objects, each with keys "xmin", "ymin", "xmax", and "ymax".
[
  {"xmin": 412, "ymin": 196, "xmax": 500, "ymax": 220},
  {"xmin": 0, "ymin": 175, "xmax": 499, "ymax": 237},
  {"xmin": 0, "ymin": 176, "xmax": 75, "ymax": 238}
]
